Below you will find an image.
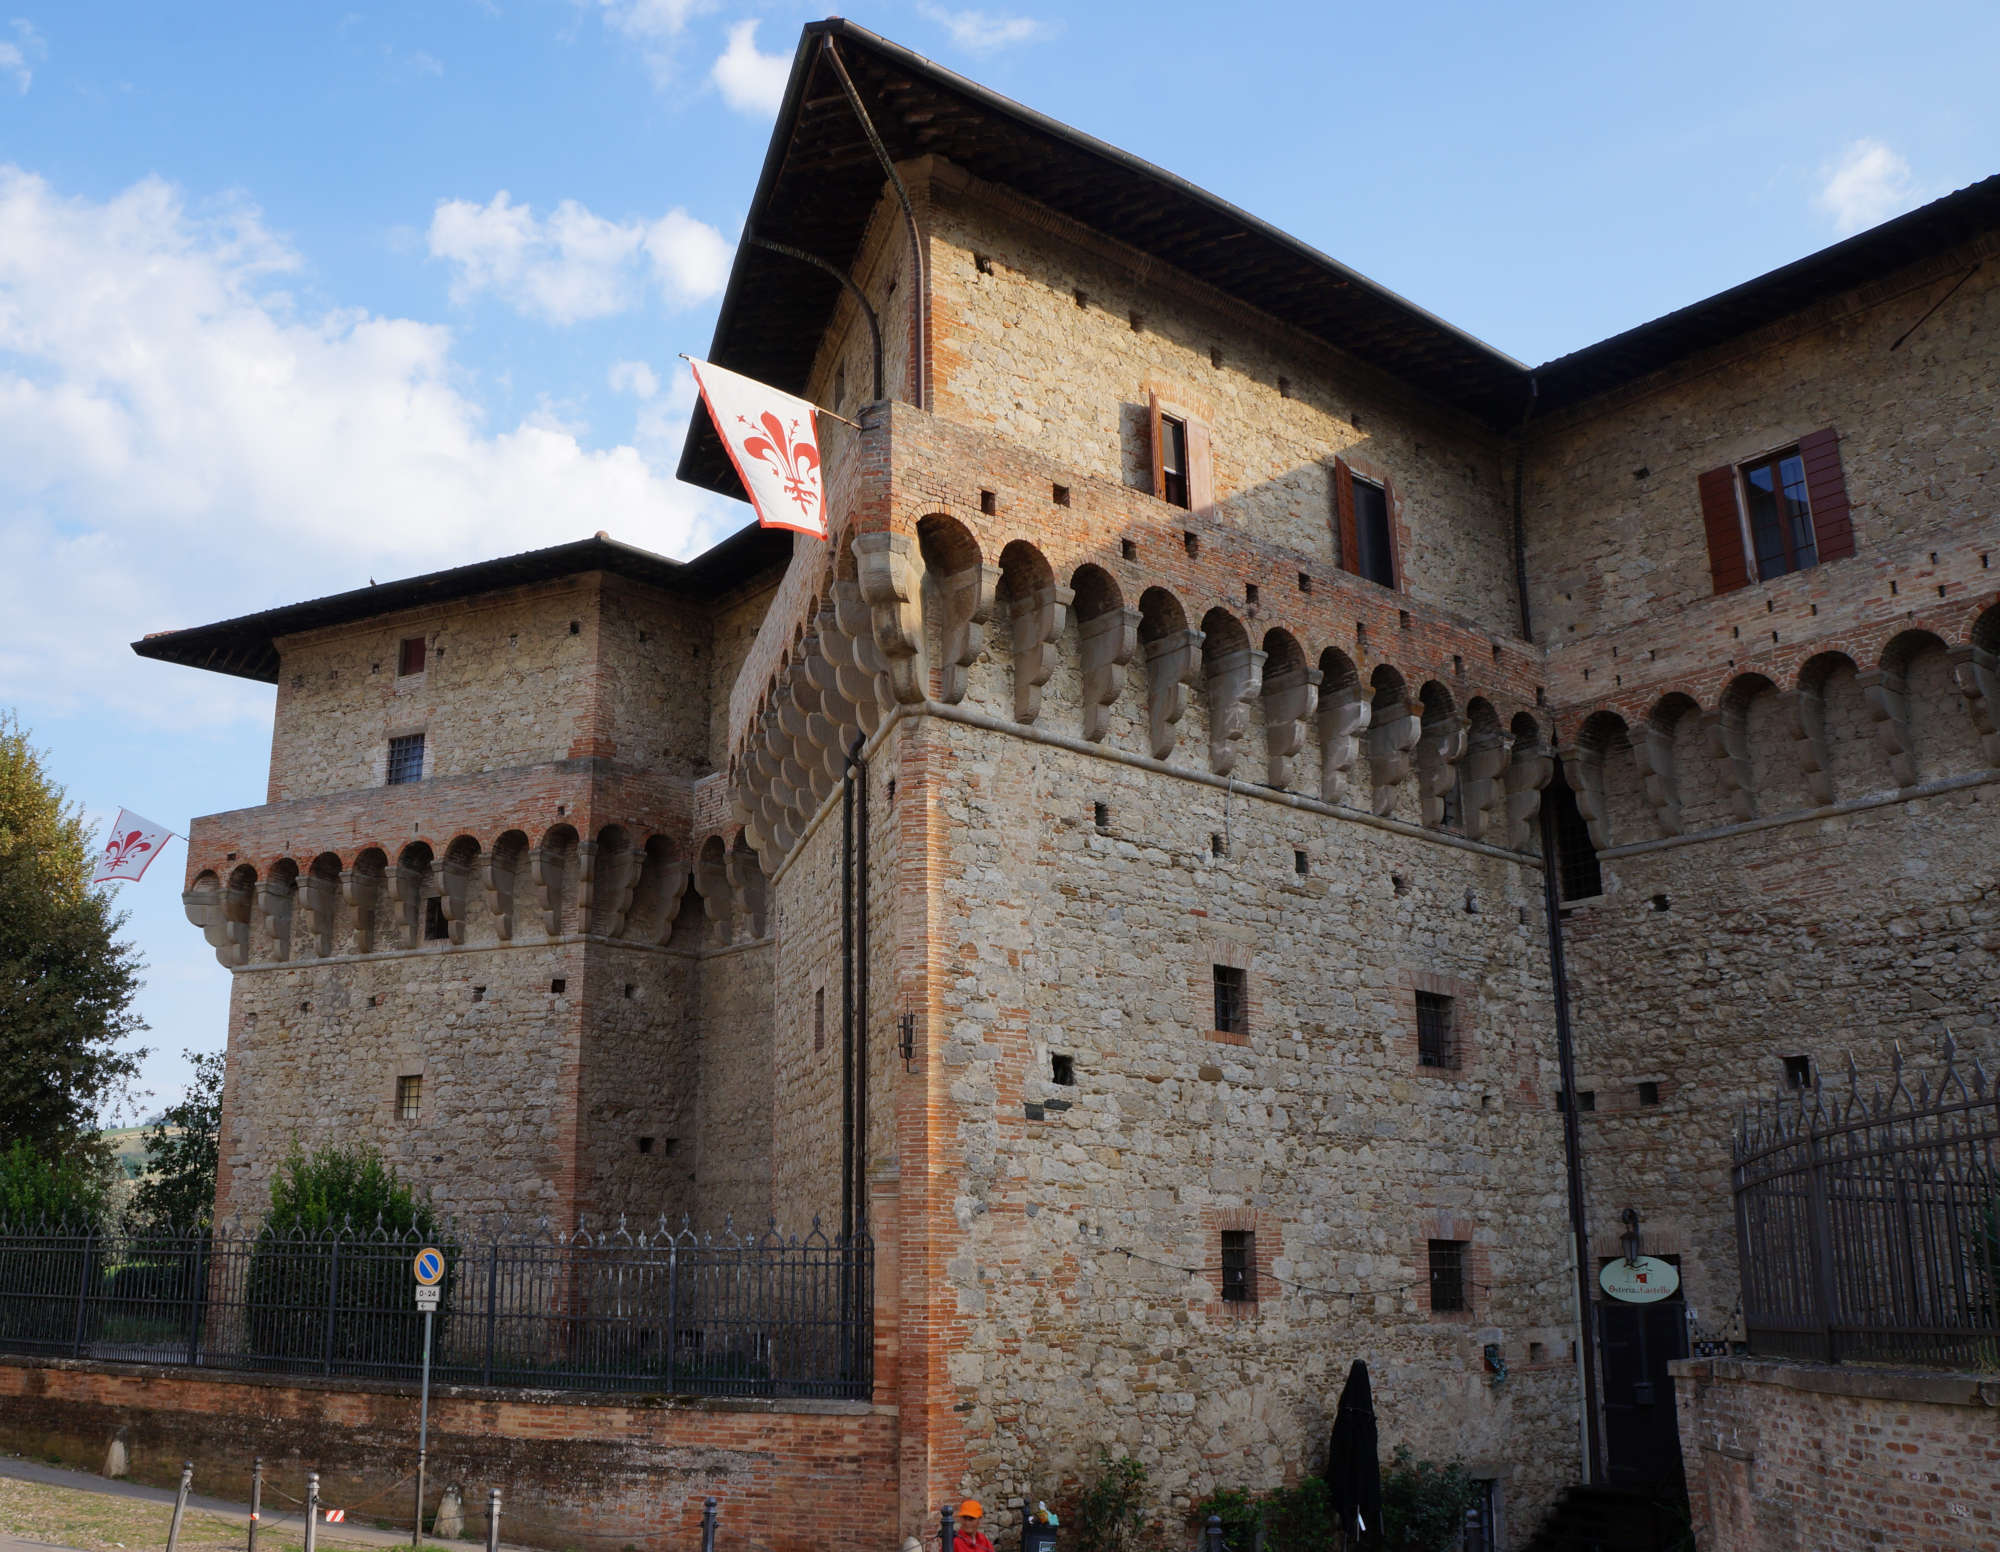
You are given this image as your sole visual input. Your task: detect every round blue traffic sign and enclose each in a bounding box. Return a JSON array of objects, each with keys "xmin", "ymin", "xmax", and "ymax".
[{"xmin": 413, "ymin": 1248, "xmax": 445, "ymax": 1286}]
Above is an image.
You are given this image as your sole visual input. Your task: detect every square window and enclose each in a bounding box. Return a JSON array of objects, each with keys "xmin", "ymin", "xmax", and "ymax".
[
  {"xmin": 1739, "ymin": 449, "xmax": 1817, "ymax": 581},
  {"xmin": 1428, "ymin": 1238, "xmax": 1467, "ymax": 1313},
  {"xmin": 398, "ymin": 637, "xmax": 427, "ymax": 677},
  {"xmin": 386, "ymin": 733, "xmax": 426, "ymax": 786},
  {"xmin": 637, "ymin": 1136, "xmax": 654, "ymax": 1155},
  {"xmin": 1212, "ymin": 965, "xmax": 1247, "ymax": 1036},
  {"xmin": 1416, "ymin": 991, "xmax": 1456, "ymax": 1069},
  {"xmin": 1637, "ymin": 1081, "xmax": 1661, "ymax": 1107},
  {"xmin": 1783, "ymin": 1054, "xmax": 1813, "ymax": 1090},
  {"xmin": 550, "ymin": 978, "xmax": 566, "ymax": 995},
  {"xmin": 1577, "ymin": 1089, "xmax": 1597, "ymax": 1112},
  {"xmin": 1220, "ymin": 1230, "xmax": 1256, "ymax": 1303},
  {"xmin": 1051, "ymin": 1054, "xmax": 1076, "ymax": 1087},
  {"xmin": 397, "ymin": 1075, "xmax": 422, "ymax": 1122},
  {"xmin": 423, "ymin": 897, "xmax": 449, "ymax": 940},
  {"xmin": 1160, "ymin": 416, "xmax": 1190, "ymax": 509}
]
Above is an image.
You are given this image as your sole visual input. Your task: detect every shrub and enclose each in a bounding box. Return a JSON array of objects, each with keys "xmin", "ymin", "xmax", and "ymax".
[
  {"xmin": 1189, "ymin": 1488, "xmax": 1260, "ymax": 1552},
  {"xmin": 1379, "ymin": 1446, "xmax": 1478, "ymax": 1552},
  {"xmin": 0, "ymin": 1140, "xmax": 112, "ymax": 1228},
  {"xmin": 1190, "ymin": 1479, "xmax": 1337, "ymax": 1552},
  {"xmin": 1071, "ymin": 1448, "xmax": 1148, "ymax": 1552}
]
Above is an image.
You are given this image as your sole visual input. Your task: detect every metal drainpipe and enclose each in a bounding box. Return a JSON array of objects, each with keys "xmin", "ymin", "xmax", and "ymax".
[
  {"xmin": 823, "ymin": 36, "xmax": 926, "ymax": 408},
  {"xmin": 854, "ymin": 741, "xmax": 870, "ymax": 1240},
  {"xmin": 747, "ymin": 237, "xmax": 884, "ymax": 403},
  {"xmin": 841, "ymin": 746, "xmax": 857, "ymax": 1246},
  {"xmin": 1539, "ymin": 798, "xmax": 1602, "ymax": 1484}
]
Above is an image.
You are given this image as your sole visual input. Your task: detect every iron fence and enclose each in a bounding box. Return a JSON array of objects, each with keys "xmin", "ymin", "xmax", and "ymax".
[
  {"xmin": 1733, "ymin": 1039, "xmax": 2000, "ymax": 1367},
  {"xmin": 0, "ymin": 1216, "xmax": 871, "ymax": 1398}
]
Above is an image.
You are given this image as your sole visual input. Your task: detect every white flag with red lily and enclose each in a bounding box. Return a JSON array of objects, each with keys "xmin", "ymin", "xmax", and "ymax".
[
  {"xmin": 689, "ymin": 358, "xmax": 828, "ymax": 539},
  {"xmin": 90, "ymin": 809, "xmax": 175, "ymax": 885}
]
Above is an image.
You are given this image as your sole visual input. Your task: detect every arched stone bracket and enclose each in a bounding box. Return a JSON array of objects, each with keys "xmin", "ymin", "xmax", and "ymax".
[
  {"xmin": 1367, "ymin": 699, "xmax": 1423, "ymax": 817},
  {"xmin": 695, "ymin": 846, "xmax": 736, "ymax": 947},
  {"xmin": 1145, "ymin": 628, "xmax": 1204, "ymax": 760},
  {"xmin": 483, "ymin": 850, "xmax": 517, "ymax": 943},
  {"xmin": 1459, "ymin": 727, "xmax": 1512, "ymax": 842},
  {"xmin": 854, "ymin": 531, "xmax": 925, "ymax": 705},
  {"xmin": 1857, "ymin": 668, "xmax": 1916, "ymax": 787},
  {"xmin": 1318, "ymin": 684, "xmax": 1372, "ymax": 805},
  {"xmin": 300, "ymin": 871, "xmax": 338, "ymax": 958},
  {"xmin": 1415, "ymin": 714, "xmax": 1468, "ymax": 829},
  {"xmin": 385, "ymin": 864, "xmax": 425, "ymax": 950},
  {"xmin": 1205, "ymin": 647, "xmax": 1267, "ymax": 777},
  {"xmin": 1008, "ymin": 583, "xmax": 1072, "ymax": 725},
  {"xmin": 591, "ymin": 844, "xmax": 642, "ymax": 939},
  {"xmin": 340, "ymin": 866, "xmax": 381, "ymax": 956},
  {"xmin": 1949, "ymin": 644, "xmax": 2000, "ymax": 768},
  {"xmin": 1504, "ymin": 736, "xmax": 1554, "ymax": 852},
  {"xmin": 928, "ymin": 559, "xmax": 1001, "ymax": 706},
  {"xmin": 255, "ymin": 877, "xmax": 295, "ymax": 963},
  {"xmin": 1560, "ymin": 746, "xmax": 1610, "ymax": 851},
  {"xmin": 727, "ymin": 846, "xmax": 771, "ymax": 941},
  {"xmin": 1262, "ymin": 663, "xmax": 1322, "ymax": 789},
  {"xmin": 1634, "ymin": 724, "xmax": 1684, "ymax": 836},
  {"xmin": 1784, "ymin": 687, "xmax": 1835, "ymax": 806},
  {"xmin": 529, "ymin": 846, "xmax": 566, "ymax": 936},
  {"xmin": 1703, "ymin": 707, "xmax": 1756, "ymax": 821},
  {"xmin": 831, "ymin": 580, "xmax": 893, "ymax": 727},
  {"xmin": 1079, "ymin": 606, "xmax": 1140, "ymax": 743},
  {"xmin": 439, "ymin": 855, "xmax": 476, "ymax": 945},
  {"xmin": 184, "ymin": 883, "xmax": 251, "ymax": 968}
]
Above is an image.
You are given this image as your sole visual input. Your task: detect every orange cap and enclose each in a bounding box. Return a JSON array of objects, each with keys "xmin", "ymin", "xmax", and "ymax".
[{"xmin": 957, "ymin": 1501, "xmax": 984, "ymax": 1521}]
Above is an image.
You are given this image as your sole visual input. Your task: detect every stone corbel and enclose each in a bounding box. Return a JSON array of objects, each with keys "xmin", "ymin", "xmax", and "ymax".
[
  {"xmin": 649, "ymin": 858, "xmax": 693, "ymax": 944},
  {"xmin": 591, "ymin": 843, "xmax": 640, "ymax": 939},
  {"xmin": 1504, "ymin": 736, "xmax": 1554, "ymax": 852},
  {"xmin": 1317, "ymin": 685, "xmax": 1373, "ymax": 805},
  {"xmin": 1205, "ymin": 647, "xmax": 1267, "ymax": 776},
  {"xmin": 1784, "ymin": 688, "xmax": 1835, "ymax": 807},
  {"xmin": 439, "ymin": 855, "xmax": 475, "ymax": 945},
  {"xmin": 1703, "ymin": 708, "xmax": 1756, "ymax": 821},
  {"xmin": 928, "ymin": 560, "xmax": 1001, "ymax": 706},
  {"xmin": 299, "ymin": 870, "xmax": 338, "ymax": 958},
  {"xmin": 1366, "ymin": 699, "xmax": 1423, "ymax": 818},
  {"xmin": 529, "ymin": 845, "xmax": 565, "ymax": 935},
  {"xmin": 1633, "ymin": 724, "xmax": 1684, "ymax": 836},
  {"xmin": 694, "ymin": 848, "xmax": 736, "ymax": 947},
  {"xmin": 1261, "ymin": 663, "xmax": 1322, "ymax": 789},
  {"xmin": 1559, "ymin": 746, "xmax": 1610, "ymax": 851},
  {"xmin": 184, "ymin": 881, "xmax": 251, "ymax": 968},
  {"xmin": 727, "ymin": 847, "xmax": 770, "ymax": 940},
  {"xmin": 832, "ymin": 580, "xmax": 893, "ymax": 726},
  {"xmin": 778, "ymin": 685, "xmax": 838, "ymax": 798},
  {"xmin": 1145, "ymin": 628, "xmax": 1205, "ymax": 760},
  {"xmin": 1857, "ymin": 668, "xmax": 1916, "ymax": 787},
  {"xmin": 1948, "ymin": 644, "xmax": 2000, "ymax": 768},
  {"xmin": 384, "ymin": 864, "xmax": 424, "ymax": 949},
  {"xmin": 255, "ymin": 877, "xmax": 295, "ymax": 963},
  {"xmin": 1414, "ymin": 714, "xmax": 1469, "ymax": 828},
  {"xmin": 1008, "ymin": 583, "xmax": 1072, "ymax": 725},
  {"xmin": 1458, "ymin": 729, "xmax": 1513, "ymax": 842},
  {"xmin": 1079, "ymin": 607, "xmax": 1140, "ymax": 743},
  {"xmin": 340, "ymin": 866, "xmax": 381, "ymax": 955},
  {"xmin": 853, "ymin": 531, "xmax": 925, "ymax": 706},
  {"xmin": 803, "ymin": 649, "xmax": 863, "ymax": 761},
  {"xmin": 483, "ymin": 850, "xmax": 517, "ymax": 942}
]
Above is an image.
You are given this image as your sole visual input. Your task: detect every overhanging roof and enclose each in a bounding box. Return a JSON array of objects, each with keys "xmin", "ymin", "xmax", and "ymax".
[
  {"xmin": 681, "ymin": 19, "xmax": 1999, "ymax": 489},
  {"xmin": 132, "ymin": 526, "xmax": 792, "ymax": 684}
]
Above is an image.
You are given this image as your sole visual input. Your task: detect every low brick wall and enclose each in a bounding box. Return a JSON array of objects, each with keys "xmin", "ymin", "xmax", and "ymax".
[
  {"xmin": 0, "ymin": 1357, "xmax": 898, "ymax": 1552},
  {"xmin": 1672, "ymin": 1355, "xmax": 2000, "ymax": 1552}
]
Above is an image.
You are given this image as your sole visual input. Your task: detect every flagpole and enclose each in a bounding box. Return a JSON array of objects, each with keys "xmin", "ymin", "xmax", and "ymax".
[{"xmin": 679, "ymin": 356, "xmax": 863, "ymax": 430}]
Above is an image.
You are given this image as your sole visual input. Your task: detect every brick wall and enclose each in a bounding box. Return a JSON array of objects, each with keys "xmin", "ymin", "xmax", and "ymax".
[{"xmin": 1673, "ymin": 1356, "xmax": 2000, "ymax": 1552}]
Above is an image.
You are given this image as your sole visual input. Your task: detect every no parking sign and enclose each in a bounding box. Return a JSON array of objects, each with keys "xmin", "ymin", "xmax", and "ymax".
[{"xmin": 414, "ymin": 1247, "xmax": 444, "ymax": 1309}]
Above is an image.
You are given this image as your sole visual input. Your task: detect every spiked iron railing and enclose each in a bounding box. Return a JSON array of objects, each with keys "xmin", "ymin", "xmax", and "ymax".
[
  {"xmin": 0, "ymin": 1214, "xmax": 871, "ymax": 1398},
  {"xmin": 1733, "ymin": 1037, "xmax": 2000, "ymax": 1367}
]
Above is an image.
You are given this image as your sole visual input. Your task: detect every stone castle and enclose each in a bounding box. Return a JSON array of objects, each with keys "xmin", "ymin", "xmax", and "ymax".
[{"xmin": 138, "ymin": 20, "xmax": 1999, "ymax": 1549}]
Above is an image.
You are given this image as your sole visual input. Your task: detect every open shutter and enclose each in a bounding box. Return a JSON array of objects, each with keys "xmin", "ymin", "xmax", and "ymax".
[
  {"xmin": 1796, "ymin": 428, "xmax": 1854, "ymax": 562},
  {"xmin": 1698, "ymin": 465, "xmax": 1751, "ymax": 593},
  {"xmin": 1333, "ymin": 457, "xmax": 1359, "ymax": 575},
  {"xmin": 1382, "ymin": 474, "xmax": 1404, "ymax": 590},
  {"xmin": 1147, "ymin": 391, "xmax": 1165, "ymax": 500},
  {"xmin": 1186, "ymin": 417, "xmax": 1214, "ymax": 513}
]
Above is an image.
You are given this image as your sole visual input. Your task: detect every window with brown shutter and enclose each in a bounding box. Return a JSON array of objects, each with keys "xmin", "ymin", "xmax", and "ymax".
[
  {"xmin": 1146, "ymin": 390, "xmax": 1212, "ymax": 512},
  {"xmin": 1796, "ymin": 428, "xmax": 1854, "ymax": 562},
  {"xmin": 1697, "ymin": 465, "xmax": 1751, "ymax": 594},
  {"xmin": 1332, "ymin": 459, "xmax": 1398, "ymax": 588},
  {"xmin": 398, "ymin": 636, "xmax": 427, "ymax": 676},
  {"xmin": 1700, "ymin": 429, "xmax": 1854, "ymax": 593}
]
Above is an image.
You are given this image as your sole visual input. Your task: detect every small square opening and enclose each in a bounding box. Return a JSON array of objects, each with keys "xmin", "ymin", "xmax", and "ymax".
[
  {"xmin": 1093, "ymin": 801, "xmax": 1110, "ymax": 831},
  {"xmin": 471, "ymin": 986, "xmax": 485, "ymax": 1003},
  {"xmin": 1637, "ymin": 1081, "xmax": 1661, "ymax": 1107},
  {"xmin": 624, "ymin": 983, "xmax": 637, "ymax": 1000},
  {"xmin": 1211, "ymin": 832, "xmax": 1226, "ymax": 857},
  {"xmin": 1783, "ymin": 1054, "xmax": 1813, "ymax": 1090},
  {"xmin": 1183, "ymin": 530, "xmax": 1200, "ymax": 558},
  {"xmin": 1051, "ymin": 1054, "xmax": 1076, "ymax": 1086},
  {"xmin": 636, "ymin": 1136, "xmax": 654, "ymax": 1155},
  {"xmin": 1294, "ymin": 849, "xmax": 1309, "ymax": 876},
  {"xmin": 550, "ymin": 978, "xmax": 567, "ymax": 995},
  {"xmin": 980, "ymin": 489, "xmax": 997, "ymax": 515},
  {"xmin": 1245, "ymin": 582, "xmax": 1259, "ymax": 608},
  {"xmin": 1120, "ymin": 537, "xmax": 1137, "ymax": 560},
  {"xmin": 1053, "ymin": 483, "xmax": 1071, "ymax": 506},
  {"xmin": 1298, "ymin": 572, "xmax": 1312, "ymax": 594}
]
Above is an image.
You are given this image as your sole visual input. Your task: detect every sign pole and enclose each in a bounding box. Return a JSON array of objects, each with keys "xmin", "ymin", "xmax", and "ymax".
[{"xmin": 411, "ymin": 1247, "xmax": 445, "ymax": 1548}]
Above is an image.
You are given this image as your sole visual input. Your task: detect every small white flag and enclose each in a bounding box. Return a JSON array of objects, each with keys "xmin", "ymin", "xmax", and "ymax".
[
  {"xmin": 91, "ymin": 809, "xmax": 175, "ymax": 885},
  {"xmin": 689, "ymin": 358, "xmax": 828, "ymax": 539}
]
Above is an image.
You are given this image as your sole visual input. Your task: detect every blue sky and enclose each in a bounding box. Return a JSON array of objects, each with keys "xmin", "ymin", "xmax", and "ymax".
[{"xmin": 2, "ymin": 0, "xmax": 1995, "ymax": 1118}]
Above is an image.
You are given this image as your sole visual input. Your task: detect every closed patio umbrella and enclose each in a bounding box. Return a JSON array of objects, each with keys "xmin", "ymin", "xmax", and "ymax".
[{"xmin": 1326, "ymin": 1360, "xmax": 1381, "ymax": 1546}]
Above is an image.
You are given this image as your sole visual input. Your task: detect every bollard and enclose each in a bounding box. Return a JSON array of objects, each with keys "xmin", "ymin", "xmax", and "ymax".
[
  {"xmin": 485, "ymin": 1488, "xmax": 502, "ymax": 1552},
  {"xmin": 304, "ymin": 1473, "xmax": 320, "ymax": 1552},
  {"xmin": 1204, "ymin": 1513, "xmax": 1225, "ymax": 1552},
  {"xmin": 247, "ymin": 1457, "xmax": 262, "ymax": 1552},
  {"xmin": 940, "ymin": 1503, "xmax": 957, "ymax": 1552},
  {"xmin": 165, "ymin": 1462, "xmax": 194, "ymax": 1552},
  {"xmin": 701, "ymin": 1496, "xmax": 719, "ymax": 1552}
]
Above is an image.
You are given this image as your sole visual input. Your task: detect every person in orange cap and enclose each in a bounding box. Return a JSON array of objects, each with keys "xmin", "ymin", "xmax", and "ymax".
[{"xmin": 954, "ymin": 1501, "xmax": 993, "ymax": 1552}]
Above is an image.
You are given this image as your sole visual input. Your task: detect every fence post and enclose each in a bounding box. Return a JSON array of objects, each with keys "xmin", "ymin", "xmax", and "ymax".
[
  {"xmin": 940, "ymin": 1503, "xmax": 956, "ymax": 1552},
  {"xmin": 247, "ymin": 1457, "xmax": 262, "ymax": 1552},
  {"xmin": 69, "ymin": 1227, "xmax": 95, "ymax": 1358},
  {"xmin": 186, "ymin": 1232, "xmax": 210, "ymax": 1367},
  {"xmin": 485, "ymin": 1488, "xmax": 501, "ymax": 1552},
  {"xmin": 1805, "ymin": 1122, "xmax": 1839, "ymax": 1363},
  {"xmin": 702, "ymin": 1495, "xmax": 718, "ymax": 1552},
  {"xmin": 165, "ymin": 1461, "xmax": 193, "ymax": 1552},
  {"xmin": 666, "ymin": 1239, "xmax": 679, "ymax": 1387},
  {"xmin": 322, "ymin": 1236, "xmax": 342, "ymax": 1376},
  {"xmin": 482, "ymin": 1240, "xmax": 500, "ymax": 1387},
  {"xmin": 304, "ymin": 1473, "xmax": 319, "ymax": 1552},
  {"xmin": 1205, "ymin": 1514, "xmax": 1225, "ymax": 1552}
]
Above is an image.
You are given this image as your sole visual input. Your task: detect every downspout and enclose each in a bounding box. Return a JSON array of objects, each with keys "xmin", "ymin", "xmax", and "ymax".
[
  {"xmin": 1512, "ymin": 374, "xmax": 1539, "ymax": 642},
  {"xmin": 1540, "ymin": 797, "xmax": 1601, "ymax": 1484},
  {"xmin": 747, "ymin": 236, "xmax": 885, "ymax": 403},
  {"xmin": 854, "ymin": 742, "xmax": 870, "ymax": 1241},
  {"xmin": 823, "ymin": 36, "xmax": 926, "ymax": 408},
  {"xmin": 841, "ymin": 745, "xmax": 856, "ymax": 1247}
]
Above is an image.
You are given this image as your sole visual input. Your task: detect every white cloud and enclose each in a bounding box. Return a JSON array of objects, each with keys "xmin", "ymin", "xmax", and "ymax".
[
  {"xmin": 2, "ymin": 18, "xmax": 45, "ymax": 93},
  {"xmin": 427, "ymin": 191, "xmax": 731, "ymax": 323},
  {"xmin": 1815, "ymin": 139, "xmax": 1921, "ymax": 235},
  {"xmin": 590, "ymin": 0, "xmax": 715, "ymax": 84},
  {"xmin": 608, "ymin": 359, "xmax": 660, "ymax": 399},
  {"xmin": 710, "ymin": 18, "xmax": 788, "ymax": 116},
  {"xmin": 916, "ymin": 3, "xmax": 1053, "ymax": 50},
  {"xmin": 0, "ymin": 166, "xmax": 735, "ymax": 726}
]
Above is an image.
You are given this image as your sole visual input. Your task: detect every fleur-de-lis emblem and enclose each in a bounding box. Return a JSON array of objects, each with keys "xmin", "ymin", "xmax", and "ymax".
[
  {"xmin": 738, "ymin": 410, "xmax": 821, "ymax": 520},
  {"xmin": 103, "ymin": 830, "xmax": 152, "ymax": 870}
]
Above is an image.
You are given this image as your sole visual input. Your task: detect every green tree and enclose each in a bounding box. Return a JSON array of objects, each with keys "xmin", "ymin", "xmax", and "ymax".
[
  {"xmin": 0, "ymin": 713, "xmax": 146, "ymax": 1156},
  {"xmin": 0, "ymin": 1138, "xmax": 112, "ymax": 1227},
  {"xmin": 1379, "ymin": 1446, "xmax": 1479, "ymax": 1552},
  {"xmin": 127, "ymin": 1048, "xmax": 225, "ymax": 1232}
]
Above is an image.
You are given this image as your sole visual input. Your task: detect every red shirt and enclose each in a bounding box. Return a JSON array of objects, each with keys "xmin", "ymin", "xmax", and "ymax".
[{"xmin": 955, "ymin": 1530, "xmax": 994, "ymax": 1552}]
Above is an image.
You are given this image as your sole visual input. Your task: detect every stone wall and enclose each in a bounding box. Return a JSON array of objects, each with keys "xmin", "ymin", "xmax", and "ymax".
[
  {"xmin": 1673, "ymin": 1356, "xmax": 2000, "ymax": 1552},
  {"xmin": 0, "ymin": 1357, "xmax": 898, "ymax": 1552}
]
